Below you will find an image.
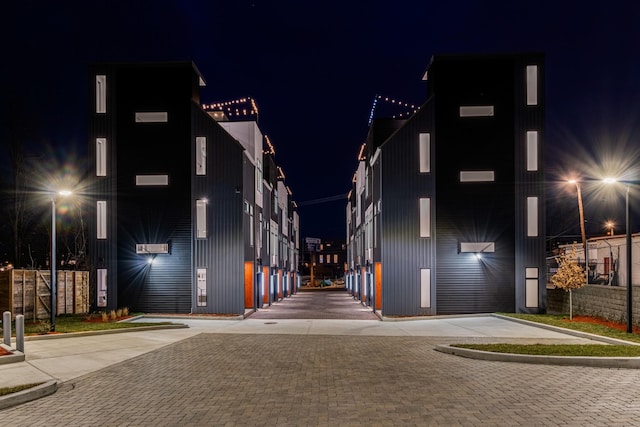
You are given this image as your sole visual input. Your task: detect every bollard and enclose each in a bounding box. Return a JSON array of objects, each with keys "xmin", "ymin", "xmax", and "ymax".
[
  {"xmin": 3, "ymin": 311, "xmax": 10, "ymax": 346},
  {"xmin": 16, "ymin": 315, "xmax": 24, "ymax": 353}
]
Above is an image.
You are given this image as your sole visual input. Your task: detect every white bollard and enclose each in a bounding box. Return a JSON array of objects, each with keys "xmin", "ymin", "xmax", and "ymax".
[
  {"xmin": 3, "ymin": 311, "xmax": 10, "ymax": 346},
  {"xmin": 16, "ymin": 315, "xmax": 24, "ymax": 353}
]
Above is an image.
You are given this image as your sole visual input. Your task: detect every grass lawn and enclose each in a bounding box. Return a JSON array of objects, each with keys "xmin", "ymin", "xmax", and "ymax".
[
  {"xmin": 0, "ymin": 383, "xmax": 45, "ymax": 397},
  {"xmin": 1, "ymin": 313, "xmax": 177, "ymax": 337},
  {"xmin": 452, "ymin": 313, "xmax": 640, "ymax": 357}
]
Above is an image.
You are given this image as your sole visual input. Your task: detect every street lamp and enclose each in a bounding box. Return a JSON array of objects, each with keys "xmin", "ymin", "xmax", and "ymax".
[
  {"xmin": 51, "ymin": 190, "xmax": 72, "ymax": 332},
  {"xmin": 604, "ymin": 178, "xmax": 633, "ymax": 333},
  {"xmin": 605, "ymin": 221, "xmax": 615, "ymax": 236},
  {"xmin": 568, "ymin": 180, "xmax": 588, "ymax": 282}
]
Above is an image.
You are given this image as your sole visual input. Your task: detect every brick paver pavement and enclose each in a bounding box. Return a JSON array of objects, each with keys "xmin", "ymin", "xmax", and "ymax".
[{"xmin": 3, "ymin": 332, "xmax": 640, "ymax": 426}]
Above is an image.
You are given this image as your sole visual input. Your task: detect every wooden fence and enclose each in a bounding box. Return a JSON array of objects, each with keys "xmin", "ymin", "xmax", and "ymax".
[{"xmin": 0, "ymin": 269, "xmax": 89, "ymax": 321}]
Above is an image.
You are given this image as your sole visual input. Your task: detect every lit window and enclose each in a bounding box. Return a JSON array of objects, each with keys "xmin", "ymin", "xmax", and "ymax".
[
  {"xmin": 197, "ymin": 268, "xmax": 207, "ymax": 306},
  {"xmin": 460, "ymin": 242, "xmax": 495, "ymax": 253},
  {"xmin": 527, "ymin": 197, "xmax": 538, "ymax": 236},
  {"xmin": 526, "ymin": 267, "xmax": 539, "ymax": 307},
  {"xmin": 526, "ymin": 131, "xmax": 538, "ymax": 171},
  {"xmin": 196, "ymin": 199, "xmax": 207, "ymax": 238},
  {"xmin": 526, "ymin": 65, "xmax": 538, "ymax": 106},
  {"xmin": 419, "ymin": 198, "xmax": 430, "ymax": 237},
  {"xmin": 97, "ymin": 201, "xmax": 107, "ymax": 239},
  {"xmin": 419, "ymin": 133, "xmax": 430, "ymax": 173},
  {"xmin": 135, "ymin": 243, "xmax": 169, "ymax": 254},
  {"xmin": 96, "ymin": 138, "xmax": 106, "ymax": 177},
  {"xmin": 334, "ymin": 254, "xmax": 338, "ymax": 264},
  {"xmin": 96, "ymin": 75, "xmax": 106, "ymax": 113},
  {"xmin": 136, "ymin": 175, "xmax": 169, "ymax": 186},
  {"xmin": 97, "ymin": 268, "xmax": 107, "ymax": 307},
  {"xmin": 196, "ymin": 137, "xmax": 206, "ymax": 175},
  {"xmin": 420, "ymin": 269, "xmax": 431, "ymax": 308}
]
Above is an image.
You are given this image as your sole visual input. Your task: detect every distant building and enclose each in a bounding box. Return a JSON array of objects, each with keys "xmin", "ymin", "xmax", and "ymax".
[
  {"xmin": 302, "ymin": 239, "xmax": 346, "ymax": 280},
  {"xmin": 87, "ymin": 61, "xmax": 299, "ymax": 314},
  {"xmin": 346, "ymin": 53, "xmax": 546, "ymax": 315}
]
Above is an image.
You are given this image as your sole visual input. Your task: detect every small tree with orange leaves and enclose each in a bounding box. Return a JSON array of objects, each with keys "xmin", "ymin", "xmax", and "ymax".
[{"xmin": 551, "ymin": 244, "xmax": 586, "ymax": 319}]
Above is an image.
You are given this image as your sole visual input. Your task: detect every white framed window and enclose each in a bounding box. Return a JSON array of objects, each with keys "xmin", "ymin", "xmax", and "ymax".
[
  {"xmin": 460, "ymin": 242, "xmax": 496, "ymax": 253},
  {"xmin": 196, "ymin": 199, "xmax": 207, "ymax": 238},
  {"xmin": 256, "ymin": 159, "xmax": 263, "ymax": 194},
  {"xmin": 420, "ymin": 268, "xmax": 431, "ymax": 308},
  {"xmin": 460, "ymin": 171, "xmax": 495, "ymax": 182},
  {"xmin": 419, "ymin": 198, "xmax": 431, "ymax": 238},
  {"xmin": 136, "ymin": 175, "xmax": 169, "ymax": 186},
  {"xmin": 419, "ymin": 133, "xmax": 430, "ymax": 173},
  {"xmin": 196, "ymin": 137, "xmax": 206, "ymax": 175},
  {"xmin": 459, "ymin": 106, "xmax": 494, "ymax": 117},
  {"xmin": 96, "ymin": 138, "xmax": 107, "ymax": 177},
  {"xmin": 136, "ymin": 243, "xmax": 169, "ymax": 254},
  {"xmin": 527, "ymin": 196, "xmax": 538, "ymax": 236},
  {"xmin": 135, "ymin": 112, "xmax": 168, "ymax": 123},
  {"xmin": 525, "ymin": 267, "xmax": 539, "ymax": 307},
  {"xmin": 97, "ymin": 201, "xmax": 107, "ymax": 239},
  {"xmin": 526, "ymin": 65, "xmax": 538, "ymax": 106},
  {"xmin": 526, "ymin": 131, "xmax": 538, "ymax": 171},
  {"xmin": 96, "ymin": 75, "xmax": 106, "ymax": 113}
]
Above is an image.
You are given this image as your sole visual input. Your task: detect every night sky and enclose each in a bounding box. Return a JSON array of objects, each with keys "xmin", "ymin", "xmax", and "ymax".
[{"xmin": 2, "ymin": 0, "xmax": 640, "ymax": 245}]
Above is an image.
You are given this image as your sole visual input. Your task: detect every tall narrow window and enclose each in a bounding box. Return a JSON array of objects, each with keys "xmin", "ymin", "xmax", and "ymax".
[
  {"xmin": 526, "ymin": 65, "xmax": 538, "ymax": 106},
  {"xmin": 96, "ymin": 75, "xmax": 106, "ymax": 113},
  {"xmin": 97, "ymin": 201, "xmax": 107, "ymax": 239},
  {"xmin": 526, "ymin": 131, "xmax": 538, "ymax": 171},
  {"xmin": 256, "ymin": 159, "xmax": 263, "ymax": 194},
  {"xmin": 527, "ymin": 196, "xmax": 538, "ymax": 236},
  {"xmin": 419, "ymin": 133, "xmax": 430, "ymax": 173},
  {"xmin": 197, "ymin": 268, "xmax": 207, "ymax": 306},
  {"xmin": 97, "ymin": 268, "xmax": 107, "ymax": 307},
  {"xmin": 196, "ymin": 199, "xmax": 207, "ymax": 238},
  {"xmin": 419, "ymin": 198, "xmax": 431, "ymax": 237},
  {"xmin": 420, "ymin": 268, "xmax": 431, "ymax": 308},
  {"xmin": 96, "ymin": 138, "xmax": 107, "ymax": 176},
  {"xmin": 196, "ymin": 137, "xmax": 206, "ymax": 175},
  {"xmin": 526, "ymin": 267, "xmax": 539, "ymax": 308}
]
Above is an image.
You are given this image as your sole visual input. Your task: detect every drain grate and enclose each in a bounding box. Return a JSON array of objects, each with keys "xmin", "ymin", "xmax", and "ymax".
[{"xmin": 264, "ymin": 322, "xmax": 278, "ymax": 325}]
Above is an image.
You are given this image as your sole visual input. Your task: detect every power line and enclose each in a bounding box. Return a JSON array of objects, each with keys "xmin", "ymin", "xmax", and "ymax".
[{"xmin": 297, "ymin": 194, "xmax": 347, "ymax": 206}]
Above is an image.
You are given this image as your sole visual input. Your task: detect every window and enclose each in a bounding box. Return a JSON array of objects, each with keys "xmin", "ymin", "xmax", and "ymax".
[
  {"xmin": 96, "ymin": 138, "xmax": 107, "ymax": 176},
  {"xmin": 459, "ymin": 106, "xmax": 494, "ymax": 117},
  {"xmin": 420, "ymin": 269, "xmax": 431, "ymax": 308},
  {"xmin": 136, "ymin": 243, "xmax": 169, "ymax": 254},
  {"xmin": 196, "ymin": 199, "xmax": 207, "ymax": 238},
  {"xmin": 96, "ymin": 75, "xmax": 106, "ymax": 113},
  {"xmin": 526, "ymin": 267, "xmax": 539, "ymax": 307},
  {"xmin": 526, "ymin": 65, "xmax": 538, "ymax": 106},
  {"xmin": 460, "ymin": 171, "xmax": 495, "ymax": 182},
  {"xmin": 526, "ymin": 131, "xmax": 538, "ymax": 171},
  {"xmin": 527, "ymin": 197, "xmax": 538, "ymax": 236},
  {"xmin": 135, "ymin": 112, "xmax": 168, "ymax": 123},
  {"xmin": 97, "ymin": 268, "xmax": 107, "ymax": 307},
  {"xmin": 419, "ymin": 198, "xmax": 430, "ymax": 237},
  {"xmin": 334, "ymin": 254, "xmax": 338, "ymax": 264},
  {"xmin": 319, "ymin": 255, "xmax": 324, "ymax": 264},
  {"xmin": 196, "ymin": 137, "xmax": 206, "ymax": 175},
  {"xmin": 419, "ymin": 133, "xmax": 430, "ymax": 173},
  {"xmin": 256, "ymin": 159, "xmax": 263, "ymax": 194},
  {"xmin": 97, "ymin": 201, "xmax": 107, "ymax": 239},
  {"xmin": 136, "ymin": 175, "xmax": 169, "ymax": 186},
  {"xmin": 197, "ymin": 269, "xmax": 207, "ymax": 306}
]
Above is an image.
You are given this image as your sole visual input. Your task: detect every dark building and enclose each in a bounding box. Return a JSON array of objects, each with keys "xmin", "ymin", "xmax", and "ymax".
[
  {"xmin": 347, "ymin": 53, "xmax": 545, "ymax": 316},
  {"xmin": 87, "ymin": 62, "xmax": 299, "ymax": 314}
]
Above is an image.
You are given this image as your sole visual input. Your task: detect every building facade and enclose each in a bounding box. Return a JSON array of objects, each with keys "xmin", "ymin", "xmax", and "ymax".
[
  {"xmin": 87, "ymin": 62, "xmax": 299, "ymax": 314},
  {"xmin": 346, "ymin": 53, "xmax": 546, "ymax": 316}
]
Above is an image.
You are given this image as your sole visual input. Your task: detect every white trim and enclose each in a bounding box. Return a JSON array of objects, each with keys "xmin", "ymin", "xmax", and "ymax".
[{"xmin": 369, "ymin": 147, "xmax": 381, "ymax": 166}]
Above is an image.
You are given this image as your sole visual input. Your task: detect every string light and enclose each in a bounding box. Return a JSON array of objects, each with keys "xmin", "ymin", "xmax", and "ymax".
[
  {"xmin": 264, "ymin": 135, "xmax": 275, "ymax": 155},
  {"xmin": 368, "ymin": 94, "xmax": 420, "ymax": 125},
  {"xmin": 202, "ymin": 97, "xmax": 259, "ymax": 118}
]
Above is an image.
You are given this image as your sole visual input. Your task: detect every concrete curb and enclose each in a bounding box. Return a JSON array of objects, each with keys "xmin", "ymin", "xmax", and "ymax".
[
  {"xmin": 380, "ymin": 313, "xmax": 493, "ymax": 322},
  {"xmin": 0, "ymin": 344, "xmax": 24, "ymax": 365},
  {"xmin": 435, "ymin": 344, "xmax": 640, "ymax": 369},
  {"xmin": 22, "ymin": 323, "xmax": 189, "ymax": 341},
  {"xmin": 0, "ymin": 380, "xmax": 57, "ymax": 410}
]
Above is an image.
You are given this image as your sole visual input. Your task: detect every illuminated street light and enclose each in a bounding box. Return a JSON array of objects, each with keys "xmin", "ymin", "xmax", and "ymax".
[
  {"xmin": 51, "ymin": 189, "xmax": 73, "ymax": 332},
  {"xmin": 604, "ymin": 177, "xmax": 633, "ymax": 333},
  {"xmin": 567, "ymin": 179, "xmax": 588, "ymax": 282},
  {"xmin": 605, "ymin": 221, "xmax": 615, "ymax": 236}
]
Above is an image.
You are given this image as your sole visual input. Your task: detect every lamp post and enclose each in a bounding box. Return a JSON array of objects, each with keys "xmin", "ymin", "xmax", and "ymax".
[
  {"xmin": 604, "ymin": 178, "xmax": 633, "ymax": 333},
  {"xmin": 568, "ymin": 180, "xmax": 588, "ymax": 283},
  {"xmin": 50, "ymin": 190, "xmax": 72, "ymax": 332}
]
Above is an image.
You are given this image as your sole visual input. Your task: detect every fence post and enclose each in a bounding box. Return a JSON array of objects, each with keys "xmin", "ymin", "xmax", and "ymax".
[
  {"xmin": 3, "ymin": 311, "xmax": 11, "ymax": 346},
  {"xmin": 16, "ymin": 315, "xmax": 24, "ymax": 353}
]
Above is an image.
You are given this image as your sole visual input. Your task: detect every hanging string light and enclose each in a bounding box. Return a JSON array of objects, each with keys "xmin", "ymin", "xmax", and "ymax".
[
  {"xmin": 202, "ymin": 96, "xmax": 260, "ymax": 118},
  {"xmin": 264, "ymin": 135, "xmax": 275, "ymax": 155},
  {"xmin": 368, "ymin": 94, "xmax": 421, "ymax": 125}
]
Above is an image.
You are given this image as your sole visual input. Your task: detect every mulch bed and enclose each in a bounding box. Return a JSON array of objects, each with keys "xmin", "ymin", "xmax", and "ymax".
[{"xmin": 563, "ymin": 315, "xmax": 640, "ymax": 334}]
